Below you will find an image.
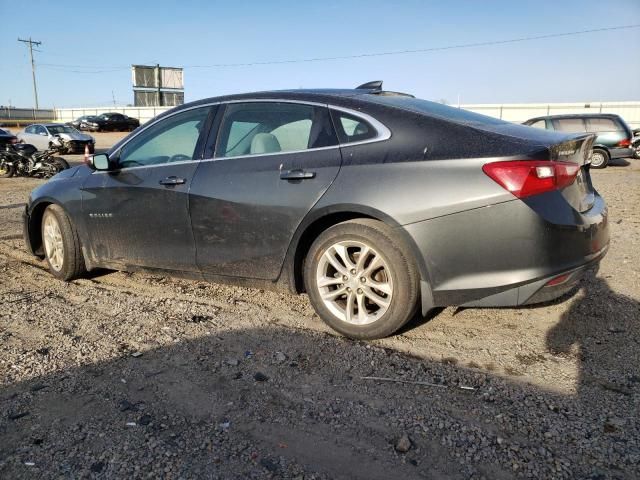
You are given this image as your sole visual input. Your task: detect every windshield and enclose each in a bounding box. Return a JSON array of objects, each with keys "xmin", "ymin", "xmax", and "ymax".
[
  {"xmin": 366, "ymin": 95, "xmax": 507, "ymax": 127},
  {"xmin": 47, "ymin": 125, "xmax": 77, "ymax": 135}
]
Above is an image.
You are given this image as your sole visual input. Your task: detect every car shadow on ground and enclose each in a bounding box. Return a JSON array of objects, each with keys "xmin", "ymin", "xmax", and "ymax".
[
  {"xmin": 1, "ymin": 268, "xmax": 638, "ymax": 479},
  {"xmin": 607, "ymin": 158, "xmax": 632, "ymax": 167},
  {"xmin": 546, "ymin": 274, "xmax": 640, "ymax": 399}
]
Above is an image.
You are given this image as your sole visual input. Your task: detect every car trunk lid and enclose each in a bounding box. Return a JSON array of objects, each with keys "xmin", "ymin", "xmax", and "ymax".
[{"xmin": 548, "ymin": 133, "xmax": 596, "ymax": 213}]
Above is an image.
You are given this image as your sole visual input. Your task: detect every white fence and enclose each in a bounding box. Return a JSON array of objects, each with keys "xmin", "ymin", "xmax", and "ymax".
[
  {"xmin": 461, "ymin": 101, "xmax": 640, "ymax": 128},
  {"xmin": 1, "ymin": 107, "xmax": 55, "ymax": 122},
  {"xmin": 54, "ymin": 106, "xmax": 172, "ymax": 125}
]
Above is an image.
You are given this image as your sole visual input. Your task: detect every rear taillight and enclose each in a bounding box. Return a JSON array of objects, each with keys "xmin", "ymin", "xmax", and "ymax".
[
  {"xmin": 482, "ymin": 160, "xmax": 580, "ymax": 199},
  {"xmin": 617, "ymin": 139, "xmax": 631, "ymax": 147}
]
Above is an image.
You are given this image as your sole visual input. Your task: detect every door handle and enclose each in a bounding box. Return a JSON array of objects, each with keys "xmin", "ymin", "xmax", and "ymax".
[
  {"xmin": 159, "ymin": 176, "xmax": 186, "ymax": 186},
  {"xmin": 280, "ymin": 169, "xmax": 316, "ymax": 180}
]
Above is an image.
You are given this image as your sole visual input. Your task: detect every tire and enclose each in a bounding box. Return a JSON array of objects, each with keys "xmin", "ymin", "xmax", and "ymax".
[
  {"xmin": 53, "ymin": 157, "xmax": 70, "ymax": 170},
  {"xmin": 304, "ymin": 219, "xmax": 419, "ymax": 339},
  {"xmin": 590, "ymin": 148, "xmax": 609, "ymax": 169},
  {"xmin": 41, "ymin": 205, "xmax": 86, "ymax": 281},
  {"xmin": 0, "ymin": 161, "xmax": 14, "ymax": 178},
  {"xmin": 633, "ymin": 142, "xmax": 640, "ymax": 160}
]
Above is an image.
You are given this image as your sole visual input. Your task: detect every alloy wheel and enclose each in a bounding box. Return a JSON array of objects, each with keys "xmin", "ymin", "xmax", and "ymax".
[
  {"xmin": 591, "ymin": 151, "xmax": 605, "ymax": 168},
  {"xmin": 43, "ymin": 214, "xmax": 64, "ymax": 271},
  {"xmin": 316, "ymin": 240, "xmax": 393, "ymax": 325}
]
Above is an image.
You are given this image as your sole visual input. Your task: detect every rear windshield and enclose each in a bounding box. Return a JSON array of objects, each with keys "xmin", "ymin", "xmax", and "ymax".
[{"xmin": 365, "ymin": 95, "xmax": 507, "ymax": 126}]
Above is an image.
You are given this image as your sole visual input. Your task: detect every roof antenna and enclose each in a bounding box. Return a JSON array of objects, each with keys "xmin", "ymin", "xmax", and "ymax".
[{"xmin": 356, "ymin": 80, "xmax": 383, "ymax": 91}]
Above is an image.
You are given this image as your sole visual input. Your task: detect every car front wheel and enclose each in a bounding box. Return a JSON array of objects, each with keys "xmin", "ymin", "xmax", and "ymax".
[
  {"xmin": 41, "ymin": 205, "xmax": 86, "ymax": 281},
  {"xmin": 304, "ymin": 219, "xmax": 419, "ymax": 339}
]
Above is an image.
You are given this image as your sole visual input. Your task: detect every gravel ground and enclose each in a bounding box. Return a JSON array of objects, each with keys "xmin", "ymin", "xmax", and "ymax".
[{"xmin": 0, "ymin": 140, "xmax": 639, "ymax": 479}]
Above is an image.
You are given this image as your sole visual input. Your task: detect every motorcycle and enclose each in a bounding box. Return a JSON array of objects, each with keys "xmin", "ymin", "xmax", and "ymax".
[
  {"xmin": 632, "ymin": 128, "xmax": 640, "ymax": 160},
  {"xmin": 0, "ymin": 135, "xmax": 70, "ymax": 179}
]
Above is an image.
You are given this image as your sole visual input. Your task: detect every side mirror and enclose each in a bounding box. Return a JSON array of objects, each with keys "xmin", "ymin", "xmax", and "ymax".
[
  {"xmin": 91, "ymin": 153, "xmax": 110, "ymax": 171},
  {"xmin": 39, "ymin": 132, "xmax": 47, "ymax": 136}
]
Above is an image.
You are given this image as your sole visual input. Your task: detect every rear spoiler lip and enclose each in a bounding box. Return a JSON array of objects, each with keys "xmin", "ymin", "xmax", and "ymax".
[{"xmin": 550, "ymin": 132, "xmax": 597, "ymax": 166}]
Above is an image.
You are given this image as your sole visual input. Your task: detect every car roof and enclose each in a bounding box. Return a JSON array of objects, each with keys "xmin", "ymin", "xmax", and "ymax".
[
  {"xmin": 174, "ymin": 87, "xmax": 411, "ymax": 111},
  {"xmin": 527, "ymin": 113, "xmax": 623, "ymax": 122},
  {"xmin": 41, "ymin": 123, "xmax": 70, "ymax": 128}
]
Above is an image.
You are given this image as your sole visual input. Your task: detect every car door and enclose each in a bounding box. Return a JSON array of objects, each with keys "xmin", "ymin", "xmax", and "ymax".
[
  {"xmin": 81, "ymin": 105, "xmax": 214, "ymax": 272},
  {"xmin": 19, "ymin": 125, "xmax": 35, "ymax": 145},
  {"xmin": 189, "ymin": 100, "xmax": 342, "ymax": 280},
  {"xmin": 23, "ymin": 125, "xmax": 47, "ymax": 149}
]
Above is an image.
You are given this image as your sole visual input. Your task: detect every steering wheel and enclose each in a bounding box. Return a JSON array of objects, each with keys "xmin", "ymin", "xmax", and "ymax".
[{"xmin": 168, "ymin": 154, "xmax": 191, "ymax": 163}]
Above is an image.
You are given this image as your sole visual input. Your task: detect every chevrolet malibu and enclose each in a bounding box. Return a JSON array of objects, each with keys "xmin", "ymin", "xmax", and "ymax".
[{"xmin": 23, "ymin": 82, "xmax": 609, "ymax": 339}]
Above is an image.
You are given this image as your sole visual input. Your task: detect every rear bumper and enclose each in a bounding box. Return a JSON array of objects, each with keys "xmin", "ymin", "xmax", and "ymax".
[
  {"xmin": 609, "ymin": 147, "xmax": 633, "ymax": 159},
  {"xmin": 404, "ymin": 193, "xmax": 609, "ymax": 313}
]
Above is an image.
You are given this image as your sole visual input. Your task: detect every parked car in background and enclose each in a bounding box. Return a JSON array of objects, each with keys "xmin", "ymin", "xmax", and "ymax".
[
  {"xmin": 0, "ymin": 127, "xmax": 18, "ymax": 146},
  {"xmin": 18, "ymin": 123, "xmax": 95, "ymax": 153},
  {"xmin": 68, "ymin": 115, "xmax": 102, "ymax": 131},
  {"xmin": 23, "ymin": 83, "xmax": 609, "ymax": 339},
  {"xmin": 81, "ymin": 113, "xmax": 140, "ymax": 132},
  {"xmin": 523, "ymin": 114, "xmax": 633, "ymax": 168},
  {"xmin": 632, "ymin": 128, "xmax": 640, "ymax": 159}
]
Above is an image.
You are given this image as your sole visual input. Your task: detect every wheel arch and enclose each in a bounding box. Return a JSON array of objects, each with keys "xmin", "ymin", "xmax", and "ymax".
[
  {"xmin": 281, "ymin": 205, "xmax": 432, "ymax": 299},
  {"xmin": 27, "ymin": 199, "xmax": 67, "ymax": 257},
  {"xmin": 592, "ymin": 144, "xmax": 610, "ymax": 155}
]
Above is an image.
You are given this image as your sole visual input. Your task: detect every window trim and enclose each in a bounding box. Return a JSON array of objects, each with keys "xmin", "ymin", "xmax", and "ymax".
[{"xmin": 104, "ymin": 99, "xmax": 392, "ymax": 171}]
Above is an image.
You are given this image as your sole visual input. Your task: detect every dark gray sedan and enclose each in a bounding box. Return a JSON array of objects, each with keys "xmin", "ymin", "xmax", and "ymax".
[{"xmin": 22, "ymin": 83, "xmax": 609, "ymax": 339}]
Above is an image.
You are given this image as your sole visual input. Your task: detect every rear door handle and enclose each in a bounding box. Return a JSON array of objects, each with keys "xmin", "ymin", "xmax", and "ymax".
[
  {"xmin": 280, "ymin": 169, "xmax": 316, "ymax": 180},
  {"xmin": 159, "ymin": 176, "xmax": 186, "ymax": 186}
]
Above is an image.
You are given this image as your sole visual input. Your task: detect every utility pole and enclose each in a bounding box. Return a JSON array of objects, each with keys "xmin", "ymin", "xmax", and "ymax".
[
  {"xmin": 18, "ymin": 37, "xmax": 42, "ymax": 110},
  {"xmin": 155, "ymin": 63, "xmax": 162, "ymax": 106}
]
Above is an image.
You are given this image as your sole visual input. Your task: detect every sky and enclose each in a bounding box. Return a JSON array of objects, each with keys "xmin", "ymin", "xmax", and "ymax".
[{"xmin": 1, "ymin": 0, "xmax": 639, "ymax": 108}]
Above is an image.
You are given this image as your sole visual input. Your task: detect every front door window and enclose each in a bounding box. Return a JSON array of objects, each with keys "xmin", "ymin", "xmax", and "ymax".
[{"xmin": 117, "ymin": 107, "xmax": 209, "ymax": 168}]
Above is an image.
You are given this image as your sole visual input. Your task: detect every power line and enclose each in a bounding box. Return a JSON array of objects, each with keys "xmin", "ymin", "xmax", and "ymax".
[
  {"xmin": 183, "ymin": 24, "xmax": 640, "ymax": 68},
  {"xmin": 25, "ymin": 23, "xmax": 640, "ymax": 74},
  {"xmin": 18, "ymin": 37, "xmax": 42, "ymax": 108}
]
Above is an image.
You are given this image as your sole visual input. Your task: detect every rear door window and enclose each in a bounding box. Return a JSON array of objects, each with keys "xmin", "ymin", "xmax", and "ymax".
[
  {"xmin": 586, "ymin": 118, "xmax": 619, "ymax": 133},
  {"xmin": 215, "ymin": 102, "xmax": 337, "ymax": 158},
  {"xmin": 552, "ymin": 118, "xmax": 587, "ymax": 132}
]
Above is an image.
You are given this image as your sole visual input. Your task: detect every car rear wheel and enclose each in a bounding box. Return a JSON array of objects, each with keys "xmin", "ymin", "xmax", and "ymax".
[
  {"xmin": 590, "ymin": 148, "xmax": 609, "ymax": 169},
  {"xmin": 41, "ymin": 205, "xmax": 86, "ymax": 281},
  {"xmin": 304, "ymin": 219, "xmax": 419, "ymax": 339}
]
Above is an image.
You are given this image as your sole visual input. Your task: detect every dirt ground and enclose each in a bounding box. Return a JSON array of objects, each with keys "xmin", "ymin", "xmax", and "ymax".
[{"xmin": 0, "ymin": 136, "xmax": 639, "ymax": 479}]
